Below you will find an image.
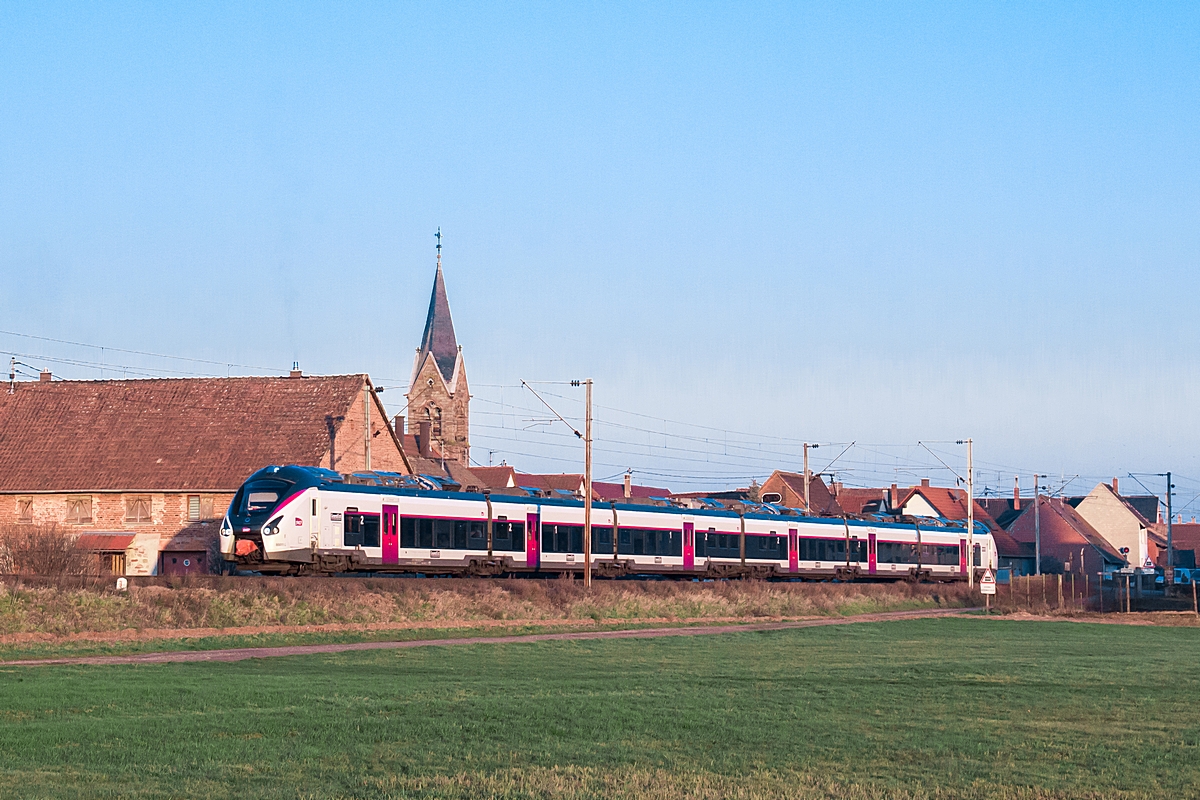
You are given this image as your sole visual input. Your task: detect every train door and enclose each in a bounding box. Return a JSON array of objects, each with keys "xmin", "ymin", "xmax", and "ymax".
[
  {"xmin": 526, "ymin": 508, "xmax": 540, "ymax": 570},
  {"xmin": 683, "ymin": 520, "xmax": 695, "ymax": 570},
  {"xmin": 959, "ymin": 537, "xmax": 967, "ymax": 576},
  {"xmin": 382, "ymin": 505, "xmax": 399, "ymax": 564},
  {"xmin": 310, "ymin": 493, "xmax": 320, "ymax": 550},
  {"xmin": 868, "ymin": 532, "xmax": 877, "ymax": 575},
  {"xmin": 788, "ymin": 528, "xmax": 798, "ymax": 573}
]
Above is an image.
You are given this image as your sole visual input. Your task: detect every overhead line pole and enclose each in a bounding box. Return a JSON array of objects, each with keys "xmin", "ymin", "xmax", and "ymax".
[
  {"xmin": 967, "ymin": 438, "xmax": 974, "ymax": 588},
  {"xmin": 572, "ymin": 379, "xmax": 593, "ymax": 588},
  {"xmin": 1034, "ymin": 473, "xmax": 1041, "ymax": 576}
]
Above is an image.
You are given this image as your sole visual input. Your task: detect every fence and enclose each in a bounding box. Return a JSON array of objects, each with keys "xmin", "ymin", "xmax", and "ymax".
[{"xmin": 987, "ymin": 573, "xmax": 1200, "ymax": 615}]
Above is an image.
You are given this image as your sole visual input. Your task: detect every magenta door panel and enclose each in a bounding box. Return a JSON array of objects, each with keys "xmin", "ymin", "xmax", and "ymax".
[
  {"xmin": 960, "ymin": 538, "xmax": 967, "ymax": 575},
  {"xmin": 382, "ymin": 505, "xmax": 399, "ymax": 564},
  {"xmin": 683, "ymin": 522, "xmax": 695, "ymax": 570},
  {"xmin": 789, "ymin": 529, "xmax": 798, "ymax": 573},
  {"xmin": 868, "ymin": 532, "xmax": 877, "ymax": 575},
  {"xmin": 526, "ymin": 511, "xmax": 540, "ymax": 570}
]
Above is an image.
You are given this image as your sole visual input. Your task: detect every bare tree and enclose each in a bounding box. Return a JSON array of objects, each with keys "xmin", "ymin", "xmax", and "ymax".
[{"xmin": 0, "ymin": 523, "xmax": 95, "ymax": 576}]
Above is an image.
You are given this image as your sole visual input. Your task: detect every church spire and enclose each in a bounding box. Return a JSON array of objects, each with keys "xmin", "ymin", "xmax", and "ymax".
[{"xmin": 418, "ymin": 228, "xmax": 459, "ymax": 383}]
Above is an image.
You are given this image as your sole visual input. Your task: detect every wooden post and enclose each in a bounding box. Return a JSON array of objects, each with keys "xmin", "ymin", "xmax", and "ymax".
[
  {"xmin": 1193, "ymin": 578, "xmax": 1197, "ymax": 617},
  {"xmin": 1042, "ymin": 574, "xmax": 1047, "ymax": 607},
  {"xmin": 1058, "ymin": 574, "xmax": 1063, "ymax": 609}
]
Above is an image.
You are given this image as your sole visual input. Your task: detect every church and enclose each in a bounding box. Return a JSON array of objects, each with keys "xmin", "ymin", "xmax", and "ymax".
[{"xmin": 404, "ymin": 231, "xmax": 471, "ymax": 467}]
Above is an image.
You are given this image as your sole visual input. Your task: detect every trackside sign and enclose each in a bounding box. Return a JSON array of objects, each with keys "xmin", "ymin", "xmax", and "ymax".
[{"xmin": 980, "ymin": 569, "xmax": 997, "ymax": 595}]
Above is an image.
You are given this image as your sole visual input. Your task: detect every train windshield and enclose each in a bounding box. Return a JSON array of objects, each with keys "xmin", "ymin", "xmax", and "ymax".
[{"xmin": 237, "ymin": 479, "xmax": 292, "ymax": 516}]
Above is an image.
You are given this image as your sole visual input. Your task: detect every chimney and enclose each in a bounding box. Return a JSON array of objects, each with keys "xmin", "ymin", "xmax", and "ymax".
[
  {"xmin": 394, "ymin": 415, "xmax": 405, "ymax": 435},
  {"xmin": 417, "ymin": 421, "xmax": 433, "ymax": 458},
  {"xmin": 890, "ymin": 483, "xmax": 898, "ymax": 510},
  {"xmin": 921, "ymin": 478, "xmax": 930, "ymax": 488},
  {"xmin": 1013, "ymin": 475, "xmax": 1020, "ymax": 511},
  {"xmin": 289, "ymin": 361, "xmax": 302, "ymax": 379},
  {"xmin": 39, "ymin": 371, "xmax": 51, "ymax": 383},
  {"xmin": 833, "ymin": 481, "xmax": 843, "ymax": 495},
  {"xmin": 623, "ymin": 472, "xmax": 631, "ymax": 499},
  {"xmin": 1112, "ymin": 477, "xmax": 1119, "ymax": 495}
]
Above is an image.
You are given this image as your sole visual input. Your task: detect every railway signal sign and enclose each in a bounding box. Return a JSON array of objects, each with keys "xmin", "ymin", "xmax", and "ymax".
[
  {"xmin": 980, "ymin": 569, "xmax": 996, "ymax": 595},
  {"xmin": 980, "ymin": 568, "xmax": 996, "ymax": 614}
]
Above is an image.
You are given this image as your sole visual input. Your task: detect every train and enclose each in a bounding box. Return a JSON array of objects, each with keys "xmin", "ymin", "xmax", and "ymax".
[{"xmin": 220, "ymin": 465, "xmax": 998, "ymax": 580}]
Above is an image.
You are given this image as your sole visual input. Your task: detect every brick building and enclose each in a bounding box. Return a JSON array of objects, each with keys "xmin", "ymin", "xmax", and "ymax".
[
  {"xmin": 0, "ymin": 372, "xmax": 409, "ymax": 575},
  {"xmin": 405, "ymin": 240, "xmax": 470, "ymax": 466}
]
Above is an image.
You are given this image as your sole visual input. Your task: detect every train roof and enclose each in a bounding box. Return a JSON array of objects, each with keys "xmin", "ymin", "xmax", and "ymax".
[{"xmin": 242, "ymin": 465, "xmax": 993, "ymax": 536}]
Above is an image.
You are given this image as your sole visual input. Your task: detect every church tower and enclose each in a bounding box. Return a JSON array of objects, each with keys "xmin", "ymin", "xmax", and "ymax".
[{"xmin": 406, "ymin": 230, "xmax": 470, "ymax": 465}]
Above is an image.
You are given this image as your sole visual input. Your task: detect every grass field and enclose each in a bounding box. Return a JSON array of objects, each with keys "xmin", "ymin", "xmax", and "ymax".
[{"xmin": 2, "ymin": 617, "xmax": 1198, "ymax": 799}]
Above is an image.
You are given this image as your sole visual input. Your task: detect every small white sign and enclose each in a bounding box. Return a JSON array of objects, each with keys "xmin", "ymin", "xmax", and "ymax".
[{"xmin": 980, "ymin": 569, "xmax": 997, "ymax": 595}]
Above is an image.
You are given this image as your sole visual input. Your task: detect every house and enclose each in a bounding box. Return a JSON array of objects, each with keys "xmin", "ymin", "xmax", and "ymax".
[
  {"xmin": 0, "ymin": 372, "xmax": 409, "ymax": 575},
  {"xmin": 758, "ymin": 471, "xmax": 843, "ymax": 514},
  {"xmin": 1147, "ymin": 522, "xmax": 1195, "ymax": 573},
  {"xmin": 832, "ymin": 484, "xmax": 896, "ymax": 515},
  {"xmin": 1006, "ymin": 496, "xmax": 1126, "ymax": 577},
  {"xmin": 1073, "ymin": 481, "xmax": 1162, "ymax": 572}
]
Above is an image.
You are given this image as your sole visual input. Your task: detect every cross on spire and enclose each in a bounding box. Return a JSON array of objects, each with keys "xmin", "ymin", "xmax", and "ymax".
[{"xmin": 435, "ymin": 227, "xmax": 442, "ymax": 267}]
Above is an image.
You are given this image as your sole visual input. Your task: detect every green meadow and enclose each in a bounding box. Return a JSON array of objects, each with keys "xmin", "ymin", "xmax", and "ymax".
[{"xmin": 2, "ymin": 617, "xmax": 1197, "ymax": 799}]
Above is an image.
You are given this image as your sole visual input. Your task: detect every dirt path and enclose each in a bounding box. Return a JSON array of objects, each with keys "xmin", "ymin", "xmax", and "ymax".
[{"xmin": 1, "ymin": 607, "xmax": 978, "ymax": 668}]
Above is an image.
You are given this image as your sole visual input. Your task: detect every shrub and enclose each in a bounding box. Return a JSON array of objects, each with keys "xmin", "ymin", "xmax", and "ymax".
[{"xmin": 0, "ymin": 523, "xmax": 95, "ymax": 577}]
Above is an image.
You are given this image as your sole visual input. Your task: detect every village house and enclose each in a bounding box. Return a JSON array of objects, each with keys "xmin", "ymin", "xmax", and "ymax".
[
  {"xmin": 1073, "ymin": 480, "xmax": 1165, "ymax": 572},
  {"xmin": 759, "ymin": 471, "xmax": 842, "ymax": 514},
  {"xmin": 0, "ymin": 371, "xmax": 408, "ymax": 575},
  {"xmin": 1005, "ymin": 495, "xmax": 1126, "ymax": 577}
]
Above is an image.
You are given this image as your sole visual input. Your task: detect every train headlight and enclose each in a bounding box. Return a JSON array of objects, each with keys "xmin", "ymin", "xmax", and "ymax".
[
  {"xmin": 220, "ymin": 517, "xmax": 233, "ymax": 537},
  {"xmin": 263, "ymin": 515, "xmax": 284, "ymax": 536}
]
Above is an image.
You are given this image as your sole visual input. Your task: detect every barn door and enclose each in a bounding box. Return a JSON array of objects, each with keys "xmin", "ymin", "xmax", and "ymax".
[{"xmin": 382, "ymin": 505, "xmax": 399, "ymax": 564}]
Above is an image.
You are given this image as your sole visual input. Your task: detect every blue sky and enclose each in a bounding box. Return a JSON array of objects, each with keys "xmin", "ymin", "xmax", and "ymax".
[{"xmin": 2, "ymin": 3, "xmax": 1198, "ymax": 503}]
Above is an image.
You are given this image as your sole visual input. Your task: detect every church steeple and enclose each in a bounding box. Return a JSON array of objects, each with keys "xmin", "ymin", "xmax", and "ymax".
[
  {"xmin": 418, "ymin": 232, "xmax": 459, "ymax": 383},
  {"xmin": 406, "ymin": 228, "xmax": 470, "ymax": 466}
]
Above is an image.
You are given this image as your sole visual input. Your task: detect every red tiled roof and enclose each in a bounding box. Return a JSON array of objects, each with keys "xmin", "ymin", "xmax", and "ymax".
[
  {"xmin": 514, "ymin": 473, "xmax": 584, "ymax": 494},
  {"xmin": 834, "ymin": 487, "xmax": 891, "ymax": 515},
  {"xmin": 592, "ymin": 481, "xmax": 672, "ymax": 501},
  {"xmin": 470, "ymin": 466, "xmax": 517, "ymax": 489},
  {"xmin": 0, "ymin": 375, "xmax": 367, "ymax": 492},
  {"xmin": 75, "ymin": 533, "xmax": 136, "ymax": 552},
  {"xmin": 897, "ymin": 485, "xmax": 1001, "ymax": 531}
]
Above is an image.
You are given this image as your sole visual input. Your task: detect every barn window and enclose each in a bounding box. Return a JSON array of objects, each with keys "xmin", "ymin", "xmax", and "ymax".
[
  {"xmin": 200, "ymin": 496, "xmax": 214, "ymax": 519},
  {"xmin": 125, "ymin": 496, "xmax": 152, "ymax": 523},
  {"xmin": 16, "ymin": 498, "xmax": 33, "ymax": 523},
  {"xmin": 65, "ymin": 497, "xmax": 92, "ymax": 524},
  {"xmin": 188, "ymin": 495, "xmax": 201, "ymax": 521}
]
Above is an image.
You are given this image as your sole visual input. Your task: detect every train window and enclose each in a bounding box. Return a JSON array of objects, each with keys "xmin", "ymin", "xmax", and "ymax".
[
  {"xmin": 746, "ymin": 534, "xmax": 787, "ymax": 561},
  {"xmin": 343, "ymin": 512, "xmax": 380, "ymax": 547},
  {"xmin": 542, "ymin": 524, "xmax": 584, "ymax": 553},
  {"xmin": 492, "ymin": 520, "xmax": 526, "ymax": 551},
  {"xmin": 920, "ymin": 544, "xmax": 959, "ymax": 566},
  {"xmin": 434, "ymin": 519, "xmax": 453, "ymax": 549},
  {"xmin": 973, "ymin": 544, "xmax": 981, "ymax": 567},
  {"xmin": 591, "ymin": 526, "xmax": 614, "ymax": 550},
  {"xmin": 401, "ymin": 518, "xmax": 415, "ymax": 548},
  {"xmin": 455, "ymin": 520, "xmax": 486, "ymax": 550},
  {"xmin": 876, "ymin": 542, "xmax": 920, "ymax": 564},
  {"xmin": 617, "ymin": 529, "xmax": 681, "ymax": 557},
  {"xmin": 238, "ymin": 479, "xmax": 290, "ymax": 516}
]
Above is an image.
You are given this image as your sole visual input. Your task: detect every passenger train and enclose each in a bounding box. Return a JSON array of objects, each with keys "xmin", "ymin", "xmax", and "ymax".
[{"xmin": 220, "ymin": 465, "xmax": 997, "ymax": 580}]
